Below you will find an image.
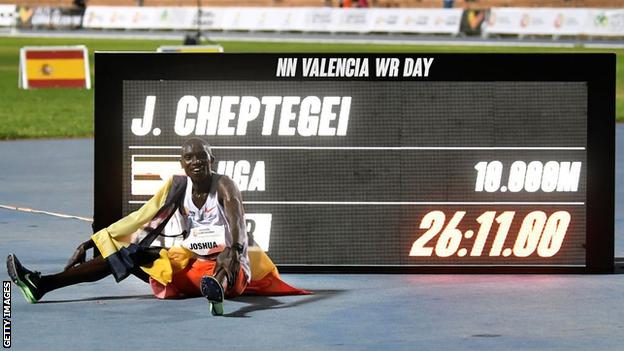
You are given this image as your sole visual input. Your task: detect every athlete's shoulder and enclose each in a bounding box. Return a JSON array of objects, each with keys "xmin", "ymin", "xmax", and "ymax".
[
  {"xmin": 215, "ymin": 173, "xmax": 236, "ymax": 188},
  {"xmin": 171, "ymin": 174, "xmax": 187, "ymax": 184},
  {"xmin": 159, "ymin": 175, "xmax": 187, "ymax": 204},
  {"xmin": 214, "ymin": 173, "xmax": 241, "ymax": 197}
]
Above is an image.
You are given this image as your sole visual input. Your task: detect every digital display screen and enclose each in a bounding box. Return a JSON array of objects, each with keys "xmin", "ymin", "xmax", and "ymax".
[{"xmin": 95, "ymin": 53, "xmax": 615, "ymax": 273}]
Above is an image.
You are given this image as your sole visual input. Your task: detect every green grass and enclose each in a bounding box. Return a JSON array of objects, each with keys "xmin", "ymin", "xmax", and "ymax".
[{"xmin": 0, "ymin": 36, "xmax": 622, "ymax": 139}]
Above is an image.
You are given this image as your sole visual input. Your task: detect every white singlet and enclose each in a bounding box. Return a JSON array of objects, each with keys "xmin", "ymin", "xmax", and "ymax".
[{"xmin": 157, "ymin": 176, "xmax": 251, "ymax": 282}]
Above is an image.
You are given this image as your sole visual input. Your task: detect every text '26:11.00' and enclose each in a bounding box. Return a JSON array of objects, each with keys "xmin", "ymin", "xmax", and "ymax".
[{"xmin": 409, "ymin": 211, "xmax": 571, "ymax": 258}]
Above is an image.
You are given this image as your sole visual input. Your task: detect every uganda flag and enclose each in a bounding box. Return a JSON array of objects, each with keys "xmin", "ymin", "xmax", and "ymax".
[{"xmin": 19, "ymin": 46, "xmax": 91, "ymax": 89}]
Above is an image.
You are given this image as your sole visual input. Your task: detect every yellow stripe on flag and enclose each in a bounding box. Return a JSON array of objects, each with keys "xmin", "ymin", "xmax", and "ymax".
[{"xmin": 26, "ymin": 59, "xmax": 86, "ymax": 80}]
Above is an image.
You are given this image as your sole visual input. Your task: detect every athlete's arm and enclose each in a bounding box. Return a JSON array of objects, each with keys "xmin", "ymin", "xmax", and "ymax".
[
  {"xmin": 215, "ymin": 175, "xmax": 247, "ymax": 286},
  {"xmin": 217, "ymin": 175, "xmax": 247, "ymax": 248}
]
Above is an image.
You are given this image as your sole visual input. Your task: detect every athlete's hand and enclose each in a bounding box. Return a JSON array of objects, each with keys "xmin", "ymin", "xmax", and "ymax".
[
  {"xmin": 215, "ymin": 247, "xmax": 241, "ymax": 288},
  {"xmin": 64, "ymin": 239, "xmax": 94, "ymax": 271}
]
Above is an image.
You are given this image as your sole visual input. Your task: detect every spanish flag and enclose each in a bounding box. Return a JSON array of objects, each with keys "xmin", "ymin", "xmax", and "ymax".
[{"xmin": 19, "ymin": 46, "xmax": 90, "ymax": 89}]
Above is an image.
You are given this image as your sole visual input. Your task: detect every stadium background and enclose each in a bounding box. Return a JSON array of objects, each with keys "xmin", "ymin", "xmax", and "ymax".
[
  {"xmin": 0, "ymin": 0, "xmax": 622, "ymax": 140},
  {"xmin": 0, "ymin": 1, "xmax": 622, "ymax": 350}
]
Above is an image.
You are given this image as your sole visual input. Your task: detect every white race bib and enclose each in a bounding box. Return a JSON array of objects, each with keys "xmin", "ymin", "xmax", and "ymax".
[{"xmin": 182, "ymin": 225, "xmax": 226, "ymax": 256}]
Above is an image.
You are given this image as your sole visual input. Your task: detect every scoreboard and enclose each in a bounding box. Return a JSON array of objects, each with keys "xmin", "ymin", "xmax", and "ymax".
[{"xmin": 94, "ymin": 53, "xmax": 615, "ymax": 273}]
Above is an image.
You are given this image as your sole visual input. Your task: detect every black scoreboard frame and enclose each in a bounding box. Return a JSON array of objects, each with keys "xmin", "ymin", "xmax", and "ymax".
[{"xmin": 94, "ymin": 53, "xmax": 615, "ymax": 274}]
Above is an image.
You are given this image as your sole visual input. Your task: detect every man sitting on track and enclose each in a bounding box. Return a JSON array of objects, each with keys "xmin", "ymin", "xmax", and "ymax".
[{"xmin": 7, "ymin": 137, "xmax": 307, "ymax": 315}]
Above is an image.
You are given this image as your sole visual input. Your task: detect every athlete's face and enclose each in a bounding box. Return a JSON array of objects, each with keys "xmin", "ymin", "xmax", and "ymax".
[{"xmin": 180, "ymin": 141, "xmax": 213, "ymax": 183}]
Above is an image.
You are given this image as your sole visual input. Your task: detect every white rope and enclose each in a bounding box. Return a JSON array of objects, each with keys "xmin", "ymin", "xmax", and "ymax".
[{"xmin": 0, "ymin": 204, "xmax": 93, "ymax": 222}]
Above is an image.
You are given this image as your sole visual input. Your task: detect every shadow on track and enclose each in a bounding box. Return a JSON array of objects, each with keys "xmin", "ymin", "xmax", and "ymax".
[
  {"xmin": 224, "ymin": 289, "xmax": 346, "ymax": 318},
  {"xmin": 39, "ymin": 294, "xmax": 156, "ymax": 304}
]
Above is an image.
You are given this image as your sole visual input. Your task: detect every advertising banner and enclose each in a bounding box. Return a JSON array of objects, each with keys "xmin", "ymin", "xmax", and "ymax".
[
  {"xmin": 83, "ymin": 6, "xmax": 178, "ymax": 29},
  {"xmin": 331, "ymin": 8, "xmax": 372, "ymax": 33},
  {"xmin": 0, "ymin": 4, "xmax": 16, "ymax": 27},
  {"xmin": 16, "ymin": 5, "xmax": 34, "ymax": 28},
  {"xmin": 585, "ymin": 9, "xmax": 624, "ymax": 37},
  {"xmin": 485, "ymin": 7, "xmax": 587, "ymax": 36},
  {"xmin": 220, "ymin": 7, "xmax": 299, "ymax": 32},
  {"xmin": 460, "ymin": 8, "xmax": 488, "ymax": 36},
  {"xmin": 82, "ymin": 6, "xmax": 462, "ymax": 35},
  {"xmin": 299, "ymin": 7, "xmax": 333, "ymax": 32},
  {"xmin": 31, "ymin": 6, "xmax": 84, "ymax": 29},
  {"xmin": 395, "ymin": 8, "xmax": 462, "ymax": 34}
]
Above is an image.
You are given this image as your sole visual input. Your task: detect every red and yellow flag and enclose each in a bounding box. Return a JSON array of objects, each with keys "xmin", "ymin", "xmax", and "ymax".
[{"xmin": 20, "ymin": 47, "xmax": 90, "ymax": 89}]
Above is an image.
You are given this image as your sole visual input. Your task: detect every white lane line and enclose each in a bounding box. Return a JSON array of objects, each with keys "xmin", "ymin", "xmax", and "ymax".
[{"xmin": 0, "ymin": 204, "xmax": 93, "ymax": 222}]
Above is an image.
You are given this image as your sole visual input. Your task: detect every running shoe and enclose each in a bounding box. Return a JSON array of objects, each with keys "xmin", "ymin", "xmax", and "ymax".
[
  {"xmin": 6, "ymin": 254, "xmax": 43, "ymax": 303},
  {"xmin": 200, "ymin": 275, "xmax": 224, "ymax": 316}
]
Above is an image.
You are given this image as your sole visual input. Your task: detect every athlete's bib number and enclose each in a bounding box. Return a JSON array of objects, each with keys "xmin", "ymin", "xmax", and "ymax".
[{"xmin": 182, "ymin": 226, "xmax": 226, "ymax": 256}]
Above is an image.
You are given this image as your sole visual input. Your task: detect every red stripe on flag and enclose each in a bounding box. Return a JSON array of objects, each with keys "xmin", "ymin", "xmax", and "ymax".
[
  {"xmin": 244, "ymin": 270, "xmax": 312, "ymax": 296},
  {"xmin": 28, "ymin": 79, "xmax": 86, "ymax": 88},
  {"xmin": 25, "ymin": 51, "xmax": 85, "ymax": 59}
]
